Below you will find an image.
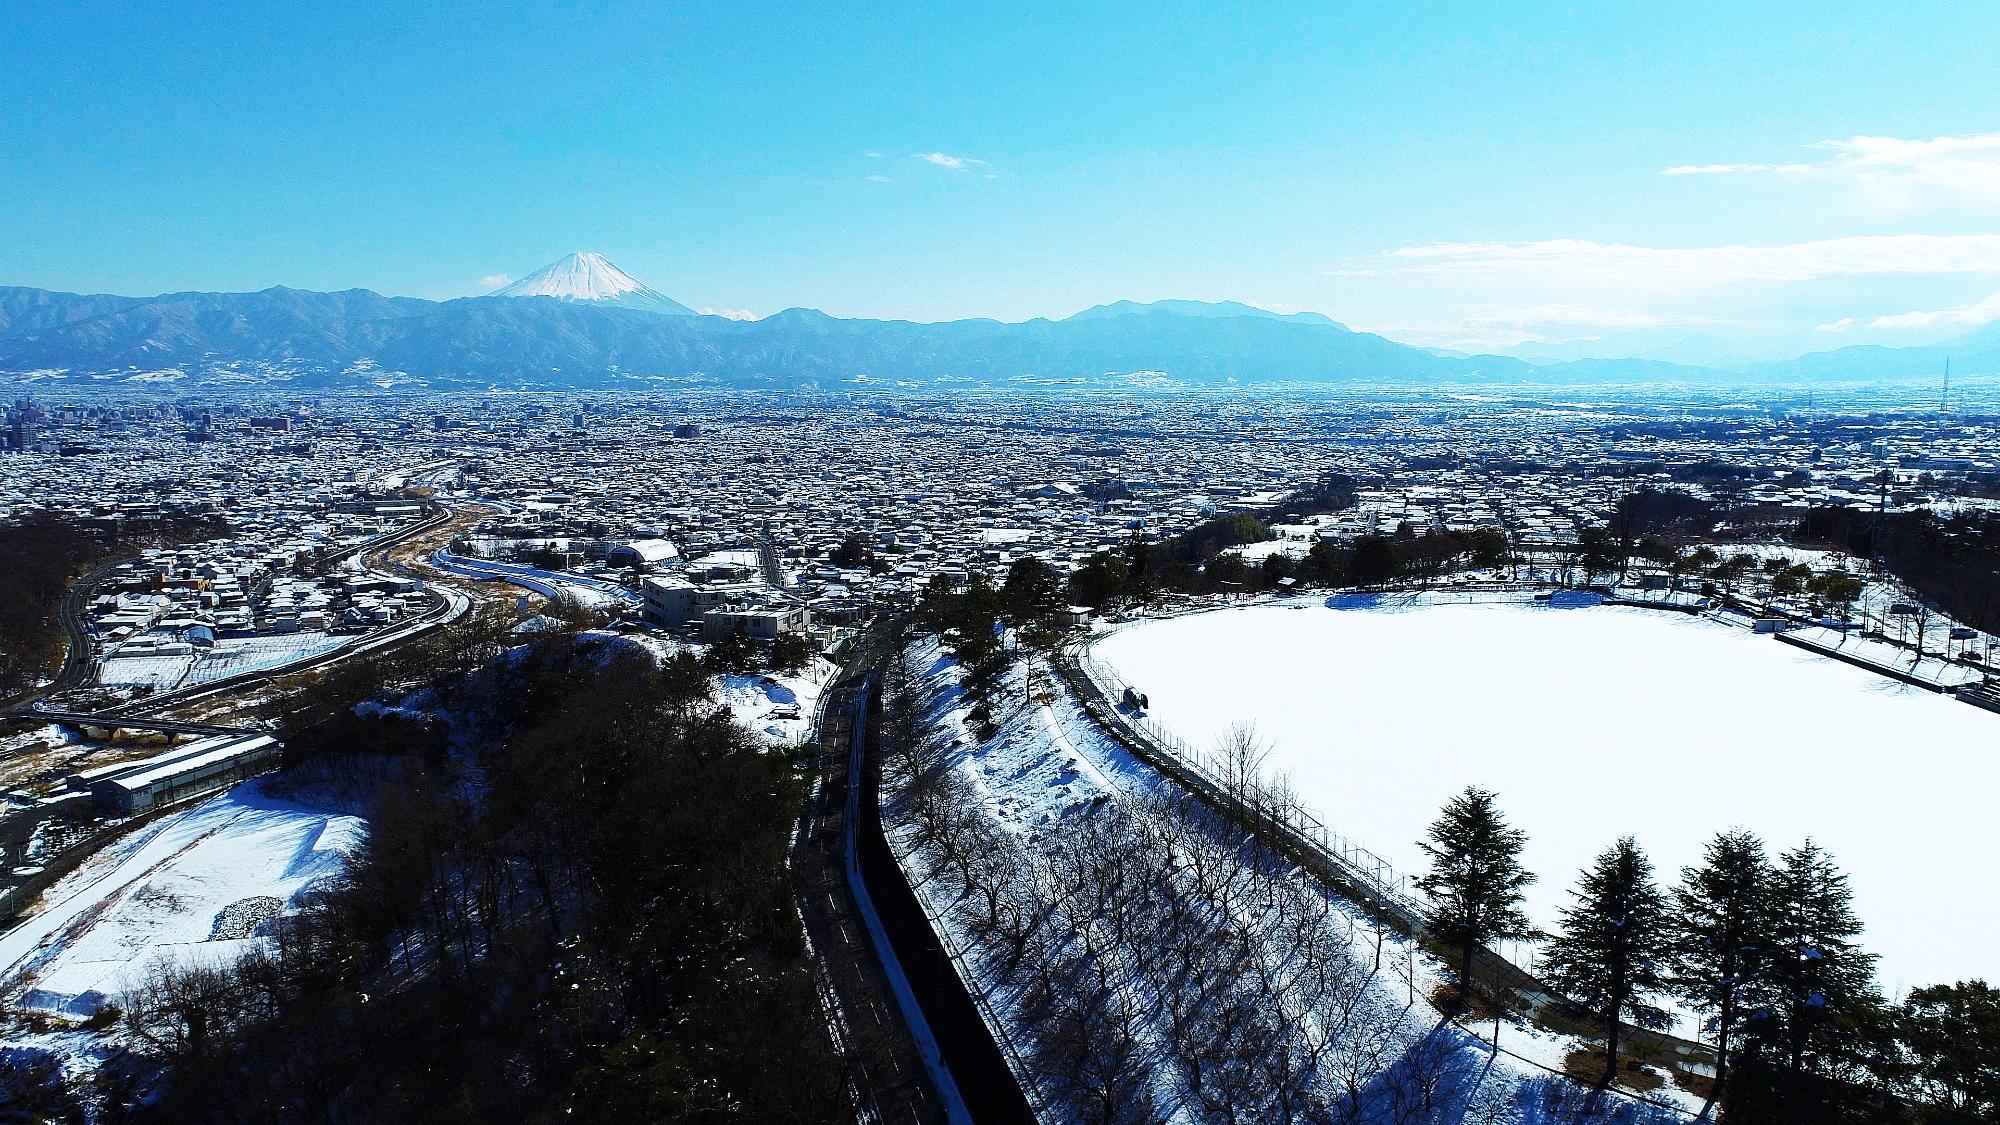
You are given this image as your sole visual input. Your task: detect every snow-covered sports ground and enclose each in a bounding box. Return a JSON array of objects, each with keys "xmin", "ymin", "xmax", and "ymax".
[{"xmin": 1092, "ymin": 592, "xmax": 2000, "ymax": 1008}]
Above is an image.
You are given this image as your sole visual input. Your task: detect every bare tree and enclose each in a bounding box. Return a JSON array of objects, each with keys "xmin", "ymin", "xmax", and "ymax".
[{"xmin": 123, "ymin": 952, "xmax": 264, "ymax": 1066}]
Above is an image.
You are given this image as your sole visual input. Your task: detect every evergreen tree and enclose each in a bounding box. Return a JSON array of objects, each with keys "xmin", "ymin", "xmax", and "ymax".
[
  {"xmin": 767, "ymin": 630, "xmax": 811, "ymax": 674},
  {"xmin": 1066, "ymin": 551, "xmax": 1130, "ymax": 609},
  {"xmin": 1349, "ymin": 535, "xmax": 1401, "ymax": 587},
  {"xmin": 1542, "ymin": 837, "xmax": 1672, "ymax": 1089},
  {"xmin": 1000, "ymin": 555, "xmax": 1063, "ymax": 622},
  {"xmin": 1670, "ymin": 829, "xmax": 1777, "ymax": 1114},
  {"xmin": 1413, "ymin": 787, "xmax": 1534, "ymax": 1012},
  {"xmin": 1120, "ymin": 533, "xmax": 1157, "ymax": 600},
  {"xmin": 1575, "ymin": 526, "xmax": 1621, "ymax": 584},
  {"xmin": 944, "ymin": 577, "xmax": 1014, "ymax": 734},
  {"xmin": 1730, "ymin": 840, "xmax": 1885, "ymax": 1122}
]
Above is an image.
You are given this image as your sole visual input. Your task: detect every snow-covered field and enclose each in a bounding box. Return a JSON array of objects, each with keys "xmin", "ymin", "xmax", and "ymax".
[
  {"xmin": 1093, "ymin": 593, "xmax": 2000, "ymax": 1005},
  {"xmin": 99, "ymin": 631, "xmax": 355, "ymax": 691},
  {"xmin": 0, "ymin": 782, "xmax": 363, "ymax": 1017}
]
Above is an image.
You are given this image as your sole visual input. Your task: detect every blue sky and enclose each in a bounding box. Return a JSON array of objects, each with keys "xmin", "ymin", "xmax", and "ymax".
[{"xmin": 5, "ymin": 1, "xmax": 1999, "ymax": 359}]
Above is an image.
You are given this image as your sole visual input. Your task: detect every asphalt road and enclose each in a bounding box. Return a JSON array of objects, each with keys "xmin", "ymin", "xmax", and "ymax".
[{"xmin": 795, "ymin": 630, "xmax": 948, "ymax": 1124}]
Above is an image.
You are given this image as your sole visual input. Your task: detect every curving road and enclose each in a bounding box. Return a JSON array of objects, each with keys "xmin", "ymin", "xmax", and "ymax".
[{"xmin": 13, "ymin": 501, "xmax": 472, "ymax": 728}]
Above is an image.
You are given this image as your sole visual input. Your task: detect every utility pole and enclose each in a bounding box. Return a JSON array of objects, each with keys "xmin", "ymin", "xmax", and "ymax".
[{"xmin": 1871, "ymin": 468, "xmax": 1890, "ymax": 577}]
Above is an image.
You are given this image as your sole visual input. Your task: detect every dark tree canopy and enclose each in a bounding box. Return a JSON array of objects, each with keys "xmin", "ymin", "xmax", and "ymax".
[
  {"xmin": 1728, "ymin": 840, "xmax": 1886, "ymax": 1122},
  {"xmin": 1543, "ymin": 837, "xmax": 1673, "ymax": 1087},
  {"xmin": 1669, "ymin": 829, "xmax": 1777, "ymax": 1112},
  {"xmin": 1413, "ymin": 787, "xmax": 1534, "ymax": 1007}
]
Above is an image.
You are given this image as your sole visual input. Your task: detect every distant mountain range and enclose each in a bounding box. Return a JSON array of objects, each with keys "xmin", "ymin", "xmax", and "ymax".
[{"xmin": 0, "ymin": 253, "xmax": 1992, "ymax": 391}]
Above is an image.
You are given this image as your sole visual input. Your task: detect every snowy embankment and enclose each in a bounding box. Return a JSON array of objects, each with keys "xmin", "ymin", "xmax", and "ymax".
[
  {"xmin": 0, "ymin": 782, "xmax": 363, "ymax": 1018},
  {"xmin": 1092, "ymin": 593, "xmax": 2000, "ymax": 1006},
  {"xmin": 883, "ymin": 638, "xmax": 1697, "ymax": 1122}
]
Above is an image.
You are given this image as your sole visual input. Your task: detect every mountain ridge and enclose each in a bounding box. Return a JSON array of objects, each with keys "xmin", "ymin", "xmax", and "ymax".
[{"xmin": 0, "ymin": 281, "xmax": 1994, "ymax": 390}]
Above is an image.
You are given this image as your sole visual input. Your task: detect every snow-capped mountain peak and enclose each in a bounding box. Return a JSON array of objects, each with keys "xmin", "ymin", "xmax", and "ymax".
[{"xmin": 487, "ymin": 252, "xmax": 696, "ymax": 316}]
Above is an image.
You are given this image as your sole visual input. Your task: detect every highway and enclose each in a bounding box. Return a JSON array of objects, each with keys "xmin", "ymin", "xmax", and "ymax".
[
  {"xmin": 796, "ymin": 632, "xmax": 948, "ymax": 1124},
  {"xmin": 428, "ymin": 549, "xmax": 644, "ymax": 608},
  {"xmin": 0, "ymin": 559, "xmax": 123, "ymax": 713}
]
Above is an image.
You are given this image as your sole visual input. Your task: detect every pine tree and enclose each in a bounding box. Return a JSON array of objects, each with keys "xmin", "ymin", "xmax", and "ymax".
[
  {"xmin": 1413, "ymin": 787, "xmax": 1534, "ymax": 1012},
  {"xmin": 1669, "ymin": 829, "xmax": 1777, "ymax": 1114},
  {"xmin": 1543, "ymin": 837, "xmax": 1672, "ymax": 1089},
  {"xmin": 1731, "ymin": 840, "xmax": 1884, "ymax": 1120},
  {"xmin": 946, "ymin": 577, "xmax": 1011, "ymax": 724}
]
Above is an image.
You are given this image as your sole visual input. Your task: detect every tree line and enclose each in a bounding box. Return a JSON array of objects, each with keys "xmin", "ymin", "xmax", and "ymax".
[
  {"xmin": 1416, "ymin": 786, "xmax": 1998, "ymax": 1122},
  {"xmin": 77, "ymin": 614, "xmax": 847, "ymax": 1122},
  {"xmin": 1795, "ymin": 505, "xmax": 2000, "ymax": 638},
  {"xmin": 1061, "ymin": 515, "xmax": 1514, "ymax": 607},
  {"xmin": 0, "ymin": 510, "xmax": 230, "ymax": 698}
]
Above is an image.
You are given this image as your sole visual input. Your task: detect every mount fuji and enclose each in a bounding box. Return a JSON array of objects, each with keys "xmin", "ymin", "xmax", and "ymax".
[{"xmin": 487, "ymin": 252, "xmax": 696, "ymax": 316}]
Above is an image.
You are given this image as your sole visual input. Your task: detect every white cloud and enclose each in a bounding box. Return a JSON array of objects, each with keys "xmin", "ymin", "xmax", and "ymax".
[
  {"xmin": 1865, "ymin": 290, "xmax": 2000, "ymax": 330},
  {"xmin": 698, "ymin": 306, "xmax": 759, "ymax": 321},
  {"xmin": 1663, "ymin": 162, "xmax": 1814, "ymax": 176},
  {"xmin": 478, "ymin": 274, "xmax": 510, "ymax": 290},
  {"xmin": 866, "ymin": 173, "xmax": 892, "ymax": 183},
  {"xmin": 1663, "ymin": 131, "xmax": 2000, "ymax": 203},
  {"xmin": 916, "ymin": 151, "xmax": 985, "ymax": 171},
  {"xmin": 1338, "ymin": 235, "xmax": 2000, "ymax": 285},
  {"xmin": 1815, "ymin": 317, "xmax": 1857, "ymax": 333}
]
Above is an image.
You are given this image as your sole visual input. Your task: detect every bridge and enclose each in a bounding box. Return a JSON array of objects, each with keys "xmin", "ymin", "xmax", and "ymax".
[{"xmin": 4, "ymin": 707, "xmax": 260, "ymax": 739}]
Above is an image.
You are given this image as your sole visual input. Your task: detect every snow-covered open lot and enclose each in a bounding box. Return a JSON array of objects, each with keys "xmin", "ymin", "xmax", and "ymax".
[
  {"xmin": 0, "ymin": 782, "xmax": 363, "ymax": 1018},
  {"xmin": 98, "ymin": 630, "xmax": 355, "ymax": 691},
  {"xmin": 1093, "ymin": 593, "xmax": 2000, "ymax": 1007}
]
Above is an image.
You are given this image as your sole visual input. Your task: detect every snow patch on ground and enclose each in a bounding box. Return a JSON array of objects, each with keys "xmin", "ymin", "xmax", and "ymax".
[{"xmin": 714, "ymin": 659, "xmax": 832, "ymax": 744}]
